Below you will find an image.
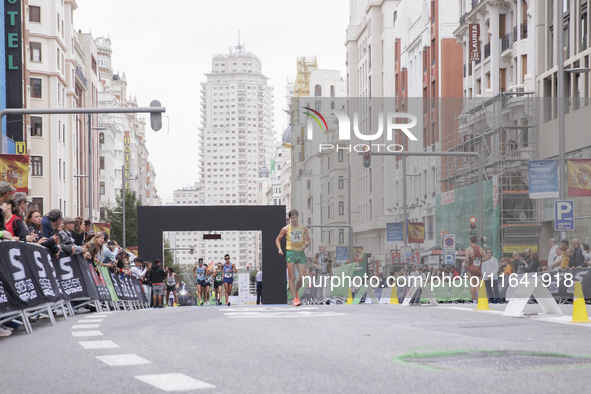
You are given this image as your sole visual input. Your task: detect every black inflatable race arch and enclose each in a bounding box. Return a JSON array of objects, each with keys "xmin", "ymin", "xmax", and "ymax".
[{"xmin": 137, "ymin": 205, "xmax": 287, "ymax": 305}]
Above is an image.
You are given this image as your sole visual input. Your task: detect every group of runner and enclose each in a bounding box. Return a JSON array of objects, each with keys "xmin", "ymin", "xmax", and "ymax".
[
  {"xmin": 165, "ymin": 209, "xmax": 308, "ymax": 308},
  {"xmin": 193, "ymin": 254, "xmax": 237, "ymax": 306}
]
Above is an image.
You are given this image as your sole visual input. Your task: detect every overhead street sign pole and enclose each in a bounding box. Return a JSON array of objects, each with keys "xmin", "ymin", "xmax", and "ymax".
[{"xmin": 0, "ymin": 106, "xmax": 166, "ymax": 220}]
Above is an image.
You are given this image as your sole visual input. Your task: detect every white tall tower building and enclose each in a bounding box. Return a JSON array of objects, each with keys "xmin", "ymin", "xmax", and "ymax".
[{"xmin": 196, "ymin": 42, "xmax": 274, "ymax": 269}]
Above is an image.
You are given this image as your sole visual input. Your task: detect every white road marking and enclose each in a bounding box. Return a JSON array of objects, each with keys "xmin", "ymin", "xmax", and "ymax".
[
  {"xmin": 97, "ymin": 354, "xmax": 151, "ymax": 366},
  {"xmin": 72, "ymin": 324, "xmax": 100, "ymax": 329},
  {"xmin": 79, "ymin": 319, "xmax": 103, "ymax": 323},
  {"xmin": 225, "ymin": 311, "xmax": 346, "ymax": 318},
  {"xmin": 79, "ymin": 340, "xmax": 120, "ymax": 349},
  {"xmin": 219, "ymin": 306, "xmax": 319, "ymax": 312},
  {"xmin": 135, "ymin": 373, "xmax": 215, "ymax": 391},
  {"xmin": 71, "ymin": 330, "xmax": 103, "ymax": 337},
  {"xmin": 443, "ymin": 306, "xmax": 591, "ymax": 328},
  {"xmin": 85, "ymin": 315, "xmax": 108, "ymax": 318}
]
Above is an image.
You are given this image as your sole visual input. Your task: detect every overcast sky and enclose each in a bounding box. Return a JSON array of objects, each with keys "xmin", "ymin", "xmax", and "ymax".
[{"xmin": 75, "ymin": 0, "xmax": 348, "ymax": 202}]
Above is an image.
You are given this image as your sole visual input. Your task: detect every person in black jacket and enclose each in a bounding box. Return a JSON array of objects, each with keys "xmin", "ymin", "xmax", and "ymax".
[
  {"xmin": 524, "ymin": 252, "xmax": 541, "ymax": 273},
  {"xmin": 150, "ymin": 259, "xmax": 167, "ymax": 308}
]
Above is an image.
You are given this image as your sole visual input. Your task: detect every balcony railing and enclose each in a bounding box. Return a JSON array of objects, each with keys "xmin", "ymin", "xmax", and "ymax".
[
  {"xmin": 484, "ymin": 42, "xmax": 491, "ymax": 59},
  {"xmin": 513, "ymin": 23, "xmax": 528, "ymax": 40},
  {"xmin": 501, "ymin": 32, "xmax": 513, "ymax": 52}
]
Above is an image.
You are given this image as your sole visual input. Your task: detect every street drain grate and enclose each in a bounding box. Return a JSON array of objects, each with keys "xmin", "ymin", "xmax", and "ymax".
[{"xmin": 392, "ymin": 350, "xmax": 591, "ymax": 371}]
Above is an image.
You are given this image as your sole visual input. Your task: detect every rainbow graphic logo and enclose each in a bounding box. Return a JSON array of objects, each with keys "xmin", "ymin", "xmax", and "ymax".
[{"xmin": 303, "ymin": 107, "xmax": 329, "ymax": 131}]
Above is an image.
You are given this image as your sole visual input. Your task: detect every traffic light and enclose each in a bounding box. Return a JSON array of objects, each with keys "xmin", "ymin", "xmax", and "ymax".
[
  {"xmin": 363, "ymin": 146, "xmax": 371, "ymax": 168},
  {"xmin": 481, "ymin": 236, "xmax": 488, "ymax": 248},
  {"xmin": 469, "ymin": 216, "xmax": 477, "ymax": 236},
  {"xmin": 150, "ymin": 100, "xmax": 162, "ymax": 131}
]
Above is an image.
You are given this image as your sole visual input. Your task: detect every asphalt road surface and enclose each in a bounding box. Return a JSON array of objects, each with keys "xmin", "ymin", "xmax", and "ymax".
[{"xmin": 2, "ymin": 303, "xmax": 591, "ymax": 393}]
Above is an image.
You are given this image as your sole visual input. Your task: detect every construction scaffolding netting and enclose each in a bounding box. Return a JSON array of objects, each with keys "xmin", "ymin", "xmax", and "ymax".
[{"xmin": 436, "ymin": 181, "xmax": 501, "ymax": 257}]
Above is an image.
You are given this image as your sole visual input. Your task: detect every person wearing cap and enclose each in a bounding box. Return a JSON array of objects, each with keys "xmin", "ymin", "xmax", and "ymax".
[
  {"xmin": 0, "ymin": 181, "xmax": 15, "ymax": 205},
  {"xmin": 59, "ymin": 216, "xmax": 86, "ymax": 255}
]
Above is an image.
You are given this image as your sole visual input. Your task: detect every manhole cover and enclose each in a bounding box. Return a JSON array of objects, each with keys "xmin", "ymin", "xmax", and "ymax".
[{"xmin": 392, "ymin": 350, "xmax": 591, "ymax": 371}]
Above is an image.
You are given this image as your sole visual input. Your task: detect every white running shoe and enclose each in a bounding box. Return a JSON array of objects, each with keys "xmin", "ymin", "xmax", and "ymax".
[{"xmin": 0, "ymin": 326, "xmax": 12, "ymax": 337}]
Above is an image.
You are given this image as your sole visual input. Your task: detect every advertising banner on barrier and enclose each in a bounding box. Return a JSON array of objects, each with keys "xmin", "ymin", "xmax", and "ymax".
[
  {"xmin": 80, "ymin": 257, "xmax": 111, "ymax": 302},
  {"xmin": 0, "ymin": 277, "xmax": 19, "ymax": 314},
  {"xmin": 0, "ymin": 243, "xmax": 46, "ymax": 309},
  {"xmin": 21, "ymin": 244, "xmax": 62, "ymax": 303},
  {"xmin": 100, "ymin": 266, "xmax": 120, "ymax": 302},
  {"xmin": 52, "ymin": 253, "xmax": 90, "ymax": 300}
]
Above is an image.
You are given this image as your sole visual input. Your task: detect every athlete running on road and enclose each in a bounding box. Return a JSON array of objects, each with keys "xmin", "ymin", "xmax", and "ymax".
[
  {"xmin": 213, "ymin": 262, "xmax": 224, "ymax": 305},
  {"xmin": 222, "ymin": 254, "xmax": 237, "ymax": 306},
  {"xmin": 193, "ymin": 258, "xmax": 208, "ymax": 306},
  {"xmin": 204, "ymin": 267, "xmax": 212, "ymax": 305},
  {"xmin": 165, "ymin": 267, "xmax": 179, "ymax": 307},
  {"xmin": 276, "ymin": 209, "xmax": 311, "ymax": 307}
]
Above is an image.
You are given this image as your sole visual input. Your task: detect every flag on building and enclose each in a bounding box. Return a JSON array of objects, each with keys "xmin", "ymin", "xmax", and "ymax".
[
  {"xmin": 567, "ymin": 159, "xmax": 591, "ymax": 197},
  {"xmin": 408, "ymin": 222, "xmax": 425, "ymax": 244},
  {"xmin": 93, "ymin": 223, "xmax": 111, "ymax": 237},
  {"xmin": 0, "ymin": 154, "xmax": 29, "ymax": 192}
]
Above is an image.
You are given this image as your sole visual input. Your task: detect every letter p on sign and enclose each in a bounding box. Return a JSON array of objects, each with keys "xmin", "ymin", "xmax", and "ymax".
[{"xmin": 554, "ymin": 200, "xmax": 575, "ymax": 231}]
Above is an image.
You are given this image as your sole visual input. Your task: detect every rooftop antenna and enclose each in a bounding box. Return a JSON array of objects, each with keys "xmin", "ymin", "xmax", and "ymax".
[{"xmin": 236, "ymin": 30, "xmax": 243, "ymax": 50}]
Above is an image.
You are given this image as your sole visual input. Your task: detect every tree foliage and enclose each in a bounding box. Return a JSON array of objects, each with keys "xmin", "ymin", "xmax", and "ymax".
[
  {"xmin": 104, "ymin": 190, "xmax": 141, "ymax": 247},
  {"xmin": 163, "ymin": 238, "xmax": 174, "ymax": 267}
]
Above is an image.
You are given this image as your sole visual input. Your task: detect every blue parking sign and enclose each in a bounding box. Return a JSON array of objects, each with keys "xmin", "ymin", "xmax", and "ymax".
[
  {"xmin": 442, "ymin": 254, "xmax": 456, "ymax": 266},
  {"xmin": 555, "ymin": 200, "xmax": 575, "ymax": 231}
]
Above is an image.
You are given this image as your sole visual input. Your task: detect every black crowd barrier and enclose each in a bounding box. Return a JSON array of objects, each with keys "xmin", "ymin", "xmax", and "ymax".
[{"xmin": 0, "ymin": 241, "xmax": 148, "ymax": 334}]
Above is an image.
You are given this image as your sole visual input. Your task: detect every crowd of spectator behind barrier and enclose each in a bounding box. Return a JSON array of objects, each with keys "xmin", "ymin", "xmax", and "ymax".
[{"xmin": 0, "ymin": 181, "xmax": 169, "ymax": 338}]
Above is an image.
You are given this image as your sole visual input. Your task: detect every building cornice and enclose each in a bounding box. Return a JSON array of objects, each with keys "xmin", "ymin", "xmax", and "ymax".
[
  {"xmin": 29, "ymin": 69, "xmax": 68, "ymax": 87},
  {"xmin": 28, "ymin": 32, "xmax": 68, "ymax": 53}
]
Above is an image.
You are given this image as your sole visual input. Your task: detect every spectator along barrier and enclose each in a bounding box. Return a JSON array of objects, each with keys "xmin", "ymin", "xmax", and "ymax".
[{"xmin": 0, "ymin": 241, "xmax": 148, "ymax": 334}]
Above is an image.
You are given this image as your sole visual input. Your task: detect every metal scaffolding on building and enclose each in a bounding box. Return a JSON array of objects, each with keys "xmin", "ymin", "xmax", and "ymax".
[
  {"xmin": 294, "ymin": 57, "xmax": 318, "ymax": 98},
  {"xmin": 440, "ymin": 91, "xmax": 540, "ymax": 252}
]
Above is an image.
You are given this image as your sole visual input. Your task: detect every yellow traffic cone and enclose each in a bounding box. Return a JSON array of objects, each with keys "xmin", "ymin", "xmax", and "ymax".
[
  {"xmin": 569, "ymin": 282, "xmax": 590, "ymax": 323},
  {"xmin": 390, "ymin": 285, "xmax": 399, "ymax": 304},
  {"xmin": 346, "ymin": 288, "xmax": 353, "ymax": 305},
  {"xmin": 474, "ymin": 279, "xmax": 492, "ymax": 311}
]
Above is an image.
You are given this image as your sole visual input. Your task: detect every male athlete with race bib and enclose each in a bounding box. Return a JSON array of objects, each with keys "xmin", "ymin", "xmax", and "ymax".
[
  {"xmin": 276, "ymin": 209, "xmax": 311, "ymax": 307},
  {"xmin": 222, "ymin": 254, "xmax": 237, "ymax": 306},
  {"xmin": 193, "ymin": 258, "xmax": 208, "ymax": 306}
]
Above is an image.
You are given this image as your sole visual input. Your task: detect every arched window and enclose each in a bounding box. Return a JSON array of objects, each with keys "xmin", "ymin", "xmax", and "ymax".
[
  {"xmin": 314, "ymin": 84, "xmax": 322, "ymax": 96},
  {"xmin": 307, "ymin": 179, "xmax": 311, "ymax": 189},
  {"xmin": 330, "ymin": 85, "xmax": 335, "ymax": 97},
  {"xmin": 393, "ymin": 11, "xmax": 397, "ymax": 26},
  {"xmin": 99, "ymin": 132, "xmax": 104, "ymax": 144},
  {"xmin": 277, "ymin": 164, "xmax": 281, "ymax": 170}
]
